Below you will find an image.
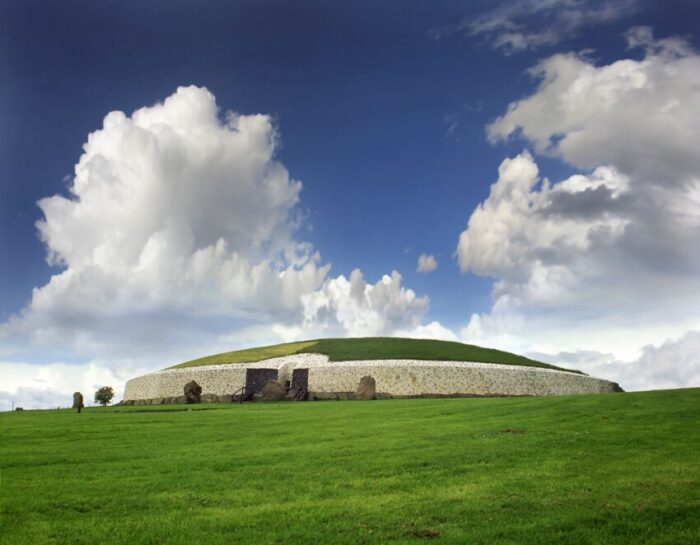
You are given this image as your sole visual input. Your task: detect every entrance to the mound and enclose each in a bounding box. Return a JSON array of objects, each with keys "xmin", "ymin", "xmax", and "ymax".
[
  {"xmin": 291, "ymin": 368, "xmax": 309, "ymax": 391},
  {"xmin": 290, "ymin": 368, "xmax": 309, "ymax": 401},
  {"xmin": 245, "ymin": 368, "xmax": 278, "ymax": 394}
]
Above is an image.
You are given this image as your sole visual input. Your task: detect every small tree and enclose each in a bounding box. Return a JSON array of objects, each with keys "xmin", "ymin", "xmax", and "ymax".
[{"xmin": 94, "ymin": 386, "xmax": 115, "ymax": 407}]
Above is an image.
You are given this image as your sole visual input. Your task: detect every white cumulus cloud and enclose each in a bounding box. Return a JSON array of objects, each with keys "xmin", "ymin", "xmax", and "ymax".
[
  {"xmin": 456, "ymin": 150, "xmax": 657, "ymax": 309},
  {"xmin": 1, "ymin": 86, "xmax": 429, "ymax": 366},
  {"xmin": 488, "ymin": 27, "xmax": 700, "ymax": 189},
  {"xmin": 301, "ymin": 269, "xmax": 429, "ymax": 337},
  {"xmin": 455, "ymin": 29, "xmax": 700, "ymax": 388},
  {"xmin": 474, "ymin": 29, "xmax": 700, "ymax": 311},
  {"xmin": 6, "ymin": 85, "xmax": 327, "ymax": 342},
  {"xmin": 417, "ymin": 254, "xmax": 438, "ymax": 273}
]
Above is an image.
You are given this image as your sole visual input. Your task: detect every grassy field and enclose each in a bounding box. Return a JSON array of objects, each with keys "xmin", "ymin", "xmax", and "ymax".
[
  {"xmin": 172, "ymin": 337, "xmax": 576, "ymax": 372},
  {"xmin": 1, "ymin": 389, "xmax": 698, "ymax": 545}
]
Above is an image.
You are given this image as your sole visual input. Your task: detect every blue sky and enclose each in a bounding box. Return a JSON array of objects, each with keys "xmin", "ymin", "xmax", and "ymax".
[{"xmin": 2, "ymin": 0, "xmax": 700, "ymax": 408}]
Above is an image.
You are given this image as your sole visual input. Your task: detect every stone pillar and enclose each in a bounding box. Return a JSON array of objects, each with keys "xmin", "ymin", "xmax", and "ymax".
[
  {"xmin": 183, "ymin": 381, "xmax": 202, "ymax": 404},
  {"xmin": 355, "ymin": 376, "xmax": 376, "ymax": 400},
  {"xmin": 73, "ymin": 392, "xmax": 84, "ymax": 413}
]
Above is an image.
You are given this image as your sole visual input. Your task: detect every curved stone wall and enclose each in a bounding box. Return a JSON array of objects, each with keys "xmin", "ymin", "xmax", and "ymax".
[{"xmin": 123, "ymin": 354, "xmax": 621, "ymax": 402}]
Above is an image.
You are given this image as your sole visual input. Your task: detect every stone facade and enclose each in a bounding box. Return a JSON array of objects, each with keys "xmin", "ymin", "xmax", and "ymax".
[{"xmin": 123, "ymin": 354, "xmax": 621, "ymax": 403}]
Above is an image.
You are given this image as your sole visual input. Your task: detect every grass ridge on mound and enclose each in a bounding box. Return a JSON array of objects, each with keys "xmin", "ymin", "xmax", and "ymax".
[{"xmin": 170, "ymin": 337, "xmax": 579, "ymax": 373}]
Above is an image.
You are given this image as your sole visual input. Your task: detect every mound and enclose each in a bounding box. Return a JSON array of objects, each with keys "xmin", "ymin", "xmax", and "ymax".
[{"xmin": 123, "ymin": 338, "xmax": 623, "ymax": 403}]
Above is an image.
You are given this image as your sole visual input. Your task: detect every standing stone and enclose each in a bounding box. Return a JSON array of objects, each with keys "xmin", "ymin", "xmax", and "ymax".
[
  {"xmin": 73, "ymin": 392, "xmax": 84, "ymax": 413},
  {"xmin": 355, "ymin": 376, "xmax": 376, "ymax": 400},
  {"xmin": 261, "ymin": 381, "xmax": 286, "ymax": 401},
  {"xmin": 183, "ymin": 381, "xmax": 202, "ymax": 404}
]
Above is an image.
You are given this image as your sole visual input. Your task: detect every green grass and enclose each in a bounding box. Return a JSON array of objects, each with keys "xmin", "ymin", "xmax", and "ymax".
[
  {"xmin": 2, "ymin": 389, "xmax": 699, "ymax": 544},
  {"xmin": 172, "ymin": 337, "xmax": 577, "ymax": 372},
  {"xmin": 172, "ymin": 340, "xmax": 319, "ymax": 368}
]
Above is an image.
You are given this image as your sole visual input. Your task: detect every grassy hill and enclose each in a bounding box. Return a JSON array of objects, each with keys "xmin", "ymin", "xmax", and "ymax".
[
  {"xmin": 1, "ymin": 389, "xmax": 698, "ymax": 544},
  {"xmin": 170, "ymin": 336, "xmax": 579, "ymax": 373}
]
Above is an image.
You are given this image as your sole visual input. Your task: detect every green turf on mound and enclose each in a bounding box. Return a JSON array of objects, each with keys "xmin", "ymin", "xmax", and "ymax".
[
  {"xmin": 2, "ymin": 388, "xmax": 698, "ymax": 545},
  {"xmin": 170, "ymin": 337, "xmax": 578, "ymax": 373}
]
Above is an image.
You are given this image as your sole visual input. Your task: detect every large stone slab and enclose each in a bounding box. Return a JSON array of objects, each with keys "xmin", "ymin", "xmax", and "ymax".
[
  {"xmin": 355, "ymin": 376, "xmax": 376, "ymax": 400},
  {"xmin": 261, "ymin": 381, "xmax": 286, "ymax": 401},
  {"xmin": 183, "ymin": 381, "xmax": 202, "ymax": 404}
]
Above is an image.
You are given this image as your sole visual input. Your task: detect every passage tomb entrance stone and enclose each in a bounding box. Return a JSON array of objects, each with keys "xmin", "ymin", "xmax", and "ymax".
[
  {"xmin": 291, "ymin": 368, "xmax": 309, "ymax": 391},
  {"xmin": 245, "ymin": 368, "xmax": 278, "ymax": 394}
]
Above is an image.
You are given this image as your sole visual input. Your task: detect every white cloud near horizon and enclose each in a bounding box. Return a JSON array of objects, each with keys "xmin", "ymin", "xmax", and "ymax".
[
  {"xmin": 395, "ymin": 321, "xmax": 459, "ymax": 342},
  {"xmin": 434, "ymin": 0, "xmax": 640, "ymax": 54},
  {"xmin": 529, "ymin": 329, "xmax": 700, "ymax": 392},
  {"xmin": 301, "ymin": 269, "xmax": 429, "ymax": 337},
  {"xmin": 417, "ymin": 254, "xmax": 438, "ymax": 273},
  {"xmin": 0, "ymin": 359, "xmax": 152, "ymax": 411},
  {"xmin": 456, "ymin": 28, "xmax": 700, "ymax": 387}
]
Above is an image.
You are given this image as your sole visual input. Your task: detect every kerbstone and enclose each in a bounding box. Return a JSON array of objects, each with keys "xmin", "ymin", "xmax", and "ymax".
[
  {"xmin": 261, "ymin": 381, "xmax": 286, "ymax": 401},
  {"xmin": 355, "ymin": 376, "xmax": 376, "ymax": 400}
]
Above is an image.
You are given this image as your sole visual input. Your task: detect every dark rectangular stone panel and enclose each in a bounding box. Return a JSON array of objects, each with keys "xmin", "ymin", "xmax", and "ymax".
[
  {"xmin": 291, "ymin": 368, "xmax": 309, "ymax": 390},
  {"xmin": 245, "ymin": 368, "xmax": 278, "ymax": 393}
]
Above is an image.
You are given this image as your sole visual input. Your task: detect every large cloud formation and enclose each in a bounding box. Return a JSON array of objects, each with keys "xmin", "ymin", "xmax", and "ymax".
[
  {"xmin": 488, "ymin": 26, "xmax": 700, "ymax": 187},
  {"xmin": 33, "ymin": 86, "xmax": 327, "ymax": 322},
  {"xmin": 458, "ymin": 29, "xmax": 700, "ymax": 373},
  {"xmin": 1, "ymin": 86, "xmax": 429, "ymax": 407}
]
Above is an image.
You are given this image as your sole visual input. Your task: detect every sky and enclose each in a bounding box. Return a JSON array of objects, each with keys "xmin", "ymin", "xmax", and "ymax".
[{"xmin": 1, "ymin": 0, "xmax": 699, "ymax": 409}]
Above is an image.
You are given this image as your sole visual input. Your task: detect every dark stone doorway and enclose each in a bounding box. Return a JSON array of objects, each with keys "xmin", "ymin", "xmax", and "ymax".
[
  {"xmin": 291, "ymin": 368, "xmax": 309, "ymax": 391},
  {"xmin": 245, "ymin": 368, "xmax": 278, "ymax": 394}
]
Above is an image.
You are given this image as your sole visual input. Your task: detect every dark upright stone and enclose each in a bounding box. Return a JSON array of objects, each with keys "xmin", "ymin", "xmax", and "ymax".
[
  {"xmin": 73, "ymin": 392, "xmax": 84, "ymax": 413},
  {"xmin": 355, "ymin": 376, "xmax": 376, "ymax": 400},
  {"xmin": 183, "ymin": 381, "xmax": 202, "ymax": 404}
]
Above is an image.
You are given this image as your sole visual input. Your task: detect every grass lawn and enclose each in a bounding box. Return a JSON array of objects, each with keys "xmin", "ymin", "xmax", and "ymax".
[
  {"xmin": 1, "ymin": 388, "xmax": 698, "ymax": 544},
  {"xmin": 172, "ymin": 337, "xmax": 576, "ymax": 373}
]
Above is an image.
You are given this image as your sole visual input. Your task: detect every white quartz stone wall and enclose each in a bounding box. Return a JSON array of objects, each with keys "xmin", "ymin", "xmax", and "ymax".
[
  {"xmin": 306, "ymin": 360, "xmax": 617, "ymax": 396},
  {"xmin": 123, "ymin": 353, "xmax": 619, "ymax": 401},
  {"xmin": 123, "ymin": 354, "xmax": 327, "ymax": 400}
]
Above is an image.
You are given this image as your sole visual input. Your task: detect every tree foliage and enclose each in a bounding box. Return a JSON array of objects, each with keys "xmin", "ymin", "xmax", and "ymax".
[{"xmin": 94, "ymin": 386, "xmax": 115, "ymax": 407}]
